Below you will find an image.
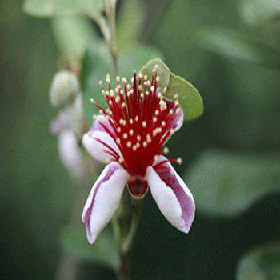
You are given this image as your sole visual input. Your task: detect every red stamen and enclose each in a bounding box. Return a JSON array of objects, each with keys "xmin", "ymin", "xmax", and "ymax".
[{"xmin": 91, "ymin": 72, "xmax": 182, "ymax": 176}]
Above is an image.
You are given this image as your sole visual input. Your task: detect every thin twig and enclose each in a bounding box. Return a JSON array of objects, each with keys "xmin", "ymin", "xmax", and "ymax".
[{"xmin": 105, "ymin": 0, "xmax": 119, "ymax": 80}]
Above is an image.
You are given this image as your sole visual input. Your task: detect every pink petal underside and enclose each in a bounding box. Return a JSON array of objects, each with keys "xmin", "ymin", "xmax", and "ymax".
[
  {"xmin": 92, "ymin": 115, "xmax": 115, "ymax": 135},
  {"xmin": 82, "ymin": 162, "xmax": 129, "ymax": 244},
  {"xmin": 146, "ymin": 157, "xmax": 195, "ymax": 233}
]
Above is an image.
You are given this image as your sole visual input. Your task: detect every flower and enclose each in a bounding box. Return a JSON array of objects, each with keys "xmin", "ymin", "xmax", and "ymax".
[
  {"xmin": 50, "ymin": 70, "xmax": 89, "ymax": 179},
  {"xmin": 82, "ymin": 71, "xmax": 195, "ymax": 244}
]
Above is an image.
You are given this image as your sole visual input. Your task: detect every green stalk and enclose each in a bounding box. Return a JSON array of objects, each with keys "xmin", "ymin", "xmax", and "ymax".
[
  {"xmin": 112, "ymin": 190, "xmax": 143, "ymax": 280},
  {"xmin": 105, "ymin": 0, "xmax": 118, "ymax": 80}
]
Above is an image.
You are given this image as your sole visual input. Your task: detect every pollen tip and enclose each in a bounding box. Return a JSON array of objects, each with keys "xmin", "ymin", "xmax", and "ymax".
[
  {"xmin": 177, "ymin": 158, "xmax": 182, "ymax": 165},
  {"xmin": 90, "ymin": 98, "xmax": 95, "ymax": 103},
  {"xmin": 154, "ymin": 155, "xmax": 159, "ymax": 162},
  {"xmin": 99, "ymin": 81, "xmax": 103, "ymax": 86},
  {"xmin": 116, "ymin": 76, "xmax": 120, "ymax": 83},
  {"xmin": 163, "ymin": 146, "xmax": 169, "ymax": 154}
]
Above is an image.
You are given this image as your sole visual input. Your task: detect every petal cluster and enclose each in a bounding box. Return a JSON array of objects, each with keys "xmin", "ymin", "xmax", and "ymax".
[{"xmin": 82, "ymin": 72, "xmax": 195, "ymax": 243}]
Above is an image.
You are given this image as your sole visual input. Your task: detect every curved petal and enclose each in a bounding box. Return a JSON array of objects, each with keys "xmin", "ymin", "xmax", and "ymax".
[
  {"xmin": 82, "ymin": 130, "xmax": 121, "ymax": 163},
  {"xmin": 92, "ymin": 115, "xmax": 115, "ymax": 135},
  {"xmin": 58, "ymin": 130, "xmax": 87, "ymax": 179},
  {"xmin": 146, "ymin": 160, "xmax": 195, "ymax": 234},
  {"xmin": 82, "ymin": 162, "xmax": 130, "ymax": 244}
]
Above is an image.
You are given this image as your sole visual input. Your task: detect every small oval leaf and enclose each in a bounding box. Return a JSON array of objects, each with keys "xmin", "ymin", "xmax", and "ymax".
[{"xmin": 167, "ymin": 74, "xmax": 203, "ymax": 120}]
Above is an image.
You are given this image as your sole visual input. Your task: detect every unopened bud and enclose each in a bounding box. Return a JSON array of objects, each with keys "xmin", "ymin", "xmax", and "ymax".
[{"xmin": 49, "ymin": 70, "xmax": 79, "ymax": 108}]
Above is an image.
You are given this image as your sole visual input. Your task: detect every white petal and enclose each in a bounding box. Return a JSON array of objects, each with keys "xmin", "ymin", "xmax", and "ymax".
[
  {"xmin": 58, "ymin": 130, "xmax": 87, "ymax": 178},
  {"xmin": 82, "ymin": 130, "xmax": 121, "ymax": 163},
  {"xmin": 82, "ymin": 162, "xmax": 129, "ymax": 244},
  {"xmin": 147, "ymin": 160, "xmax": 195, "ymax": 233}
]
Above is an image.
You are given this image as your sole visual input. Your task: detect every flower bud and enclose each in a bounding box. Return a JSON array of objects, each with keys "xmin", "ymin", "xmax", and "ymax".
[{"xmin": 49, "ymin": 70, "xmax": 79, "ymax": 108}]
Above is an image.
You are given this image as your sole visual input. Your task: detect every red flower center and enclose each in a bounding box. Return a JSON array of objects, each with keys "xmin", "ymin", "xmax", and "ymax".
[{"xmin": 92, "ymin": 72, "xmax": 182, "ymax": 177}]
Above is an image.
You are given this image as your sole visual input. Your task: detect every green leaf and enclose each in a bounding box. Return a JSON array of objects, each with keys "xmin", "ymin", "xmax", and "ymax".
[
  {"xmin": 51, "ymin": 15, "xmax": 95, "ymax": 57},
  {"xmin": 236, "ymin": 242, "xmax": 280, "ymax": 280},
  {"xmin": 23, "ymin": 0, "xmax": 104, "ymax": 17},
  {"xmin": 240, "ymin": 0, "xmax": 280, "ymax": 26},
  {"xmin": 184, "ymin": 149, "xmax": 280, "ymax": 217},
  {"xmin": 139, "ymin": 58, "xmax": 171, "ymax": 94},
  {"xmin": 167, "ymin": 74, "xmax": 203, "ymax": 120},
  {"xmin": 23, "ymin": 0, "xmax": 54, "ymax": 17},
  {"xmin": 196, "ymin": 27, "xmax": 280, "ymax": 68},
  {"xmin": 117, "ymin": 0, "xmax": 145, "ymax": 52},
  {"xmin": 82, "ymin": 44, "xmax": 163, "ymax": 125},
  {"xmin": 60, "ymin": 224, "xmax": 120, "ymax": 269},
  {"xmin": 140, "ymin": 58, "xmax": 203, "ymax": 120},
  {"xmin": 82, "ymin": 40, "xmax": 111, "ymax": 123}
]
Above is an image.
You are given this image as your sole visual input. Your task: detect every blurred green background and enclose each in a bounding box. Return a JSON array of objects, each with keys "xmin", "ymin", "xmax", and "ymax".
[{"xmin": 1, "ymin": 0, "xmax": 280, "ymax": 279}]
